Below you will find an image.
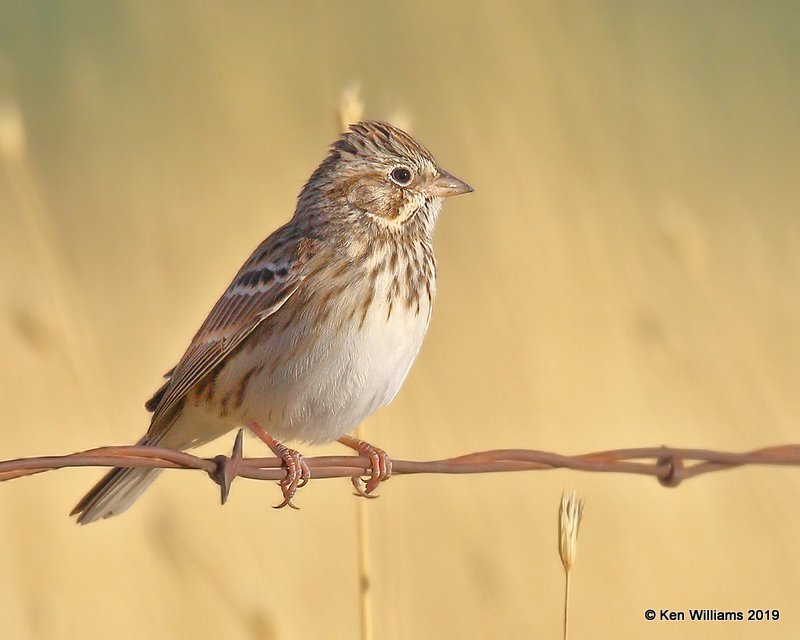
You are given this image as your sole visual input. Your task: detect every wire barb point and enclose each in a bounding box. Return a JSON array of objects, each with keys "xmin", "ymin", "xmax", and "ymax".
[{"xmin": 210, "ymin": 429, "xmax": 245, "ymax": 505}]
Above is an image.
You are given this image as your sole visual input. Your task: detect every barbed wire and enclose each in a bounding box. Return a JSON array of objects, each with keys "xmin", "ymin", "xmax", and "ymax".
[{"xmin": 2, "ymin": 431, "xmax": 800, "ymax": 505}]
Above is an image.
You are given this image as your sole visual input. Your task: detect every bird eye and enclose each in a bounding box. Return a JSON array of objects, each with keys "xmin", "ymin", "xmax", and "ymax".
[{"xmin": 389, "ymin": 166, "xmax": 413, "ymax": 187}]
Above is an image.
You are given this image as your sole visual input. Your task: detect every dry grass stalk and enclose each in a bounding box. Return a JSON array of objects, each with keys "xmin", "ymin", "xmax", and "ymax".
[
  {"xmin": 335, "ymin": 84, "xmax": 365, "ymax": 133},
  {"xmin": 0, "ymin": 100, "xmax": 26, "ymax": 159},
  {"xmin": 558, "ymin": 491, "xmax": 584, "ymax": 640},
  {"xmin": 335, "ymin": 84, "xmax": 372, "ymax": 640}
]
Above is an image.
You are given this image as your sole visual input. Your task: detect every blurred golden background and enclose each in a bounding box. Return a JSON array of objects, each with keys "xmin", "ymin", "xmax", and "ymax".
[{"xmin": 2, "ymin": 2, "xmax": 799, "ymax": 638}]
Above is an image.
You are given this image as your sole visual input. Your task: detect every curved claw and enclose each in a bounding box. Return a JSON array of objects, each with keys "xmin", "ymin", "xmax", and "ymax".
[
  {"xmin": 297, "ymin": 458, "xmax": 311, "ymax": 488},
  {"xmin": 350, "ymin": 476, "xmax": 379, "ymax": 499},
  {"xmin": 272, "ymin": 490, "xmax": 301, "ymax": 510}
]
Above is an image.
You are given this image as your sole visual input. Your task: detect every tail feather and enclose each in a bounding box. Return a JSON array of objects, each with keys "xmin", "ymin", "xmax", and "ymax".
[
  {"xmin": 71, "ymin": 466, "xmax": 163, "ymax": 524},
  {"xmin": 72, "ymin": 403, "xmax": 191, "ymax": 524}
]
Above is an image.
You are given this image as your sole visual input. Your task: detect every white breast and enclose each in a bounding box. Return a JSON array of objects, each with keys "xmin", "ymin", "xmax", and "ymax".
[{"xmin": 203, "ymin": 267, "xmax": 434, "ymax": 445}]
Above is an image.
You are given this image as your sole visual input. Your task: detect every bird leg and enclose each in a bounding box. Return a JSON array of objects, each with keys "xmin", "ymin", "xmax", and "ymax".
[
  {"xmin": 246, "ymin": 421, "xmax": 310, "ymax": 509},
  {"xmin": 337, "ymin": 435, "xmax": 392, "ymax": 498}
]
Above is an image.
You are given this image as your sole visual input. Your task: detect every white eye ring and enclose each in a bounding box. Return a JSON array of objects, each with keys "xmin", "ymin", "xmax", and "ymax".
[{"xmin": 389, "ymin": 166, "xmax": 414, "ymax": 187}]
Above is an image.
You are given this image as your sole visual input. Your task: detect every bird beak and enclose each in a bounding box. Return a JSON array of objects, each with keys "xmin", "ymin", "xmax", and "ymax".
[{"xmin": 430, "ymin": 169, "xmax": 474, "ymax": 198}]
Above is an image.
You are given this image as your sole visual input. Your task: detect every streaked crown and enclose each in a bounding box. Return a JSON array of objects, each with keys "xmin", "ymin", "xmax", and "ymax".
[{"xmin": 332, "ymin": 121, "xmax": 437, "ymax": 167}]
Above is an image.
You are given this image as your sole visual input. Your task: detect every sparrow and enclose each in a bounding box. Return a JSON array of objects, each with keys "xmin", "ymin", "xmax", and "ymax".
[{"xmin": 72, "ymin": 120, "xmax": 472, "ymax": 523}]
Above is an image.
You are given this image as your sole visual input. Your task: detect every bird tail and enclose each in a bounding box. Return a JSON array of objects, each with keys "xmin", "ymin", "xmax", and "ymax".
[
  {"xmin": 70, "ymin": 430, "xmax": 171, "ymax": 525},
  {"xmin": 71, "ymin": 405, "xmax": 227, "ymax": 523},
  {"xmin": 71, "ymin": 464, "xmax": 162, "ymax": 524}
]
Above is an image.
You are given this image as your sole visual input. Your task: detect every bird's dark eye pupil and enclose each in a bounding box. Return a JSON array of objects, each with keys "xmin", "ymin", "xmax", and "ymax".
[{"xmin": 391, "ymin": 167, "xmax": 412, "ymax": 185}]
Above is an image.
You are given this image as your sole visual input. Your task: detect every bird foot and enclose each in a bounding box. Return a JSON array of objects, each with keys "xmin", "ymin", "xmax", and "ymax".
[
  {"xmin": 247, "ymin": 422, "xmax": 310, "ymax": 509},
  {"xmin": 270, "ymin": 443, "xmax": 310, "ymax": 510},
  {"xmin": 338, "ymin": 435, "xmax": 392, "ymax": 498}
]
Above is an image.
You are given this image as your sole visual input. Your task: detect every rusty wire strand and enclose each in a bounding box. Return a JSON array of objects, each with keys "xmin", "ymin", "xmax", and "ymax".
[{"xmin": 1, "ymin": 433, "xmax": 800, "ymax": 504}]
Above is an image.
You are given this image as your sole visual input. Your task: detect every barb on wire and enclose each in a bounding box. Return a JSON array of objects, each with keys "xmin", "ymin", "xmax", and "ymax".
[{"xmin": 1, "ymin": 432, "xmax": 800, "ymax": 505}]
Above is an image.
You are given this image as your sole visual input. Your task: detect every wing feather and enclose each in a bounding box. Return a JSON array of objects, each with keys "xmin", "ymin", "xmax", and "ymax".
[{"xmin": 145, "ymin": 229, "xmax": 318, "ymax": 432}]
